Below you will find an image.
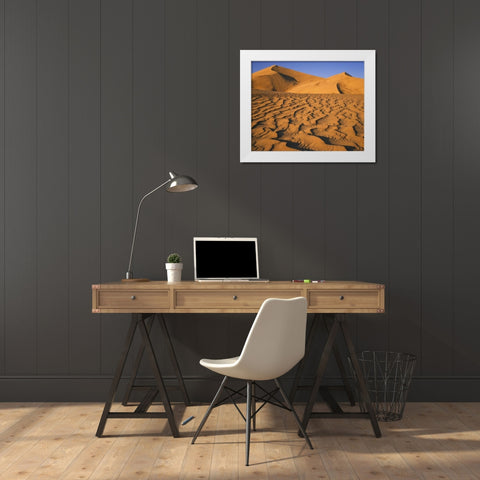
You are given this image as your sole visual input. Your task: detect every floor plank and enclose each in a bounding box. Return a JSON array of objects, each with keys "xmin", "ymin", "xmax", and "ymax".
[
  {"xmin": 3, "ymin": 404, "xmax": 95, "ymax": 480},
  {"xmin": 26, "ymin": 405, "xmax": 100, "ymax": 480},
  {"xmin": 210, "ymin": 403, "xmax": 240, "ymax": 480},
  {"xmin": 0, "ymin": 402, "xmax": 479, "ymax": 479}
]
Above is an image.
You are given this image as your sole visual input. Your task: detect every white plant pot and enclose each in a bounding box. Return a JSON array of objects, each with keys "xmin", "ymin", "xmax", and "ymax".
[{"xmin": 165, "ymin": 263, "xmax": 183, "ymax": 283}]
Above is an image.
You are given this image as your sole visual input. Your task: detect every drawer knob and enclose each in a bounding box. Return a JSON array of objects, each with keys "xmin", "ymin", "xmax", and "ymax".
[
  {"xmin": 339, "ymin": 295, "xmax": 344, "ymax": 300},
  {"xmin": 131, "ymin": 295, "xmax": 136, "ymax": 300},
  {"xmin": 233, "ymin": 295, "xmax": 238, "ymax": 300}
]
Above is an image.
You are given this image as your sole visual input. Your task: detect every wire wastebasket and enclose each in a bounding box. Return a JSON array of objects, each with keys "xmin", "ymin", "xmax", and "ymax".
[{"xmin": 350, "ymin": 351, "xmax": 416, "ymax": 421}]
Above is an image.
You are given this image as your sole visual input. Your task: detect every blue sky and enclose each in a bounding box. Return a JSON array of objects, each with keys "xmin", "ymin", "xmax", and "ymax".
[{"xmin": 252, "ymin": 61, "xmax": 364, "ymax": 79}]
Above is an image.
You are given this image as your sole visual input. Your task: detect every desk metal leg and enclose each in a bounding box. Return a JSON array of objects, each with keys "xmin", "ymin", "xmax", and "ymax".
[
  {"xmin": 289, "ymin": 314, "xmax": 355, "ymax": 407},
  {"xmin": 96, "ymin": 314, "xmax": 179, "ymax": 438},
  {"xmin": 122, "ymin": 313, "xmax": 190, "ymax": 407},
  {"xmin": 301, "ymin": 317, "xmax": 340, "ymax": 431},
  {"xmin": 138, "ymin": 318, "xmax": 179, "ymax": 437},
  {"xmin": 96, "ymin": 316, "xmax": 138, "ymax": 437},
  {"xmin": 324, "ymin": 314, "xmax": 356, "ymax": 407},
  {"xmin": 340, "ymin": 320, "xmax": 381, "ymax": 438},
  {"xmin": 122, "ymin": 314, "xmax": 154, "ymax": 406},
  {"xmin": 300, "ymin": 315, "xmax": 381, "ymax": 438},
  {"xmin": 158, "ymin": 313, "xmax": 191, "ymax": 405},
  {"xmin": 289, "ymin": 314, "xmax": 320, "ymax": 403}
]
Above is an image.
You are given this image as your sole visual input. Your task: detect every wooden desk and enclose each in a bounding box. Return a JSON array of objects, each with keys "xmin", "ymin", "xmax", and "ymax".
[{"xmin": 92, "ymin": 280, "xmax": 385, "ymax": 437}]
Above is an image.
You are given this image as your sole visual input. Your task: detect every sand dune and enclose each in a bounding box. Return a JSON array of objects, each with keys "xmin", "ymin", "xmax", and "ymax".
[
  {"xmin": 252, "ymin": 65, "xmax": 364, "ymax": 95},
  {"xmin": 251, "ymin": 65, "xmax": 364, "ymax": 152}
]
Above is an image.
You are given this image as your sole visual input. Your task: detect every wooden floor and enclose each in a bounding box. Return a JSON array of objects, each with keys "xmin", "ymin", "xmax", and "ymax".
[{"xmin": 0, "ymin": 401, "xmax": 479, "ymax": 479}]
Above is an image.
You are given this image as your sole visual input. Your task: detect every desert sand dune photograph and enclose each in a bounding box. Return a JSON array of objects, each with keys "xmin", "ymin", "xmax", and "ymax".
[{"xmin": 251, "ymin": 62, "xmax": 365, "ymax": 152}]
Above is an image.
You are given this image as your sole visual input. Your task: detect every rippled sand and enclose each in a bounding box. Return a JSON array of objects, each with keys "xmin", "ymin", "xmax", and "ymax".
[{"xmin": 251, "ymin": 92, "xmax": 364, "ymax": 152}]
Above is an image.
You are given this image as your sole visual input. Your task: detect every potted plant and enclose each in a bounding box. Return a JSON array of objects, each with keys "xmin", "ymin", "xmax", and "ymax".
[{"xmin": 165, "ymin": 253, "xmax": 183, "ymax": 283}]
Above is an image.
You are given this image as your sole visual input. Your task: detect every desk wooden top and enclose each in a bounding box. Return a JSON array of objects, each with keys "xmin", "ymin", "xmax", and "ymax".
[{"xmin": 92, "ymin": 280, "xmax": 385, "ymax": 314}]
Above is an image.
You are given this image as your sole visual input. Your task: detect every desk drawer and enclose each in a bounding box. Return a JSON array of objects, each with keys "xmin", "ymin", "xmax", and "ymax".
[
  {"xmin": 308, "ymin": 289, "xmax": 381, "ymax": 309},
  {"xmin": 97, "ymin": 290, "xmax": 169, "ymax": 309},
  {"xmin": 175, "ymin": 289, "xmax": 303, "ymax": 310}
]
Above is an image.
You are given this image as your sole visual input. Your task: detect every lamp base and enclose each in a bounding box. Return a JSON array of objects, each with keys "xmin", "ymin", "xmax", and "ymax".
[{"xmin": 121, "ymin": 278, "xmax": 150, "ymax": 282}]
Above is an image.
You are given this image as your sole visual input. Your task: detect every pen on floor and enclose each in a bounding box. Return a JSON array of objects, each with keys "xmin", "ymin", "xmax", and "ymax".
[{"xmin": 181, "ymin": 415, "xmax": 194, "ymax": 426}]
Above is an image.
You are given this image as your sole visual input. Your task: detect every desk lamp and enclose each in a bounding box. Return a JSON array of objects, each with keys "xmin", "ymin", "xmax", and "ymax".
[{"xmin": 123, "ymin": 171, "xmax": 198, "ymax": 282}]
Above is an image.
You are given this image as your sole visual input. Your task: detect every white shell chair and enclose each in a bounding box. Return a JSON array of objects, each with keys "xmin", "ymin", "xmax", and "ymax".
[{"xmin": 191, "ymin": 297, "xmax": 313, "ymax": 466}]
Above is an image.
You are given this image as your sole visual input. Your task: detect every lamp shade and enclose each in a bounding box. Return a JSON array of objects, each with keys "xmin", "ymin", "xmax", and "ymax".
[{"xmin": 166, "ymin": 171, "xmax": 198, "ymax": 192}]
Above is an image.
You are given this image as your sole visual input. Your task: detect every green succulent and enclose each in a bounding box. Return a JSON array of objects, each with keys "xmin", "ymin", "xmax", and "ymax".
[{"xmin": 166, "ymin": 252, "xmax": 182, "ymax": 263}]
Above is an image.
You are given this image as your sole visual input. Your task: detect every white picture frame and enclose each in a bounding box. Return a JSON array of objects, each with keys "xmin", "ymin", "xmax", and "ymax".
[{"xmin": 240, "ymin": 49, "xmax": 376, "ymax": 163}]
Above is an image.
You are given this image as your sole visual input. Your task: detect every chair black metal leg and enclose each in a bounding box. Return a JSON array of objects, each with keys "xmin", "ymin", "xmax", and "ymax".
[
  {"xmin": 96, "ymin": 316, "xmax": 138, "ymax": 437},
  {"xmin": 246, "ymin": 380, "xmax": 252, "ymax": 466},
  {"xmin": 138, "ymin": 318, "xmax": 179, "ymax": 437},
  {"xmin": 252, "ymin": 381, "xmax": 256, "ymax": 431},
  {"xmin": 191, "ymin": 375, "xmax": 228, "ymax": 444},
  {"xmin": 275, "ymin": 378, "xmax": 313, "ymax": 449},
  {"xmin": 340, "ymin": 321, "xmax": 381, "ymax": 438}
]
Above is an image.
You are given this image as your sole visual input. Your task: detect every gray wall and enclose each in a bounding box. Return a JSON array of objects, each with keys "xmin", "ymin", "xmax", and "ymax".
[{"xmin": 0, "ymin": 0, "xmax": 479, "ymax": 401}]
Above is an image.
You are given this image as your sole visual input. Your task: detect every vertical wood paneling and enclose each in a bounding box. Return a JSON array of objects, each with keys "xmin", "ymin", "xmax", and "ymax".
[
  {"xmin": 324, "ymin": 0, "xmax": 357, "ymax": 280},
  {"xmin": 164, "ymin": 0, "xmax": 197, "ymax": 278},
  {"xmin": 162, "ymin": 0, "xmax": 200, "ymax": 382},
  {"xmin": 188, "ymin": 0, "xmax": 232, "ymax": 382},
  {"xmin": 1, "ymin": 0, "xmax": 480, "ymax": 400},
  {"xmin": 196, "ymin": 0, "xmax": 229, "ymax": 236},
  {"xmin": 100, "ymin": 0, "xmax": 133, "ymax": 374},
  {"xmin": 132, "ymin": 0, "xmax": 175, "ymax": 379},
  {"xmin": 453, "ymin": 0, "xmax": 480, "ymax": 375},
  {"xmin": 291, "ymin": 0, "xmax": 333, "ymax": 380},
  {"xmin": 421, "ymin": 0, "xmax": 454, "ymax": 375},
  {"xmin": 356, "ymin": 0, "xmax": 389, "ymax": 351},
  {"xmin": 388, "ymin": 0, "xmax": 422, "ymax": 360},
  {"xmin": 36, "ymin": 0, "xmax": 69, "ymax": 374},
  {"xmin": 226, "ymin": 0, "xmax": 261, "ymax": 364},
  {"xmin": 259, "ymin": 0, "xmax": 294, "ymax": 280},
  {"xmin": 323, "ymin": 0, "xmax": 358, "ymax": 352},
  {"xmin": 228, "ymin": 0, "xmax": 261, "ymax": 238},
  {"xmin": 0, "ymin": 0, "xmax": 5, "ymax": 375},
  {"xmin": 132, "ymin": 0, "xmax": 165, "ymax": 280},
  {"xmin": 69, "ymin": 0, "xmax": 101, "ymax": 374},
  {"xmin": 292, "ymin": 0, "xmax": 326, "ymax": 281},
  {"xmin": 4, "ymin": 0, "xmax": 37, "ymax": 374}
]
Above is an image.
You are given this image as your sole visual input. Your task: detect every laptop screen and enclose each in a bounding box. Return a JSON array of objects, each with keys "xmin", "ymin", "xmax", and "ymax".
[{"xmin": 194, "ymin": 237, "xmax": 259, "ymax": 280}]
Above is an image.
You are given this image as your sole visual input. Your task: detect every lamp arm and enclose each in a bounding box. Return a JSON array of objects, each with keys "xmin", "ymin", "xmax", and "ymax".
[{"xmin": 126, "ymin": 178, "xmax": 172, "ymax": 278}]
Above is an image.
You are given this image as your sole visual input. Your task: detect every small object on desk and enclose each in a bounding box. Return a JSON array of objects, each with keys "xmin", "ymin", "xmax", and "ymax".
[
  {"xmin": 181, "ymin": 415, "xmax": 194, "ymax": 426},
  {"xmin": 292, "ymin": 279, "xmax": 322, "ymax": 283}
]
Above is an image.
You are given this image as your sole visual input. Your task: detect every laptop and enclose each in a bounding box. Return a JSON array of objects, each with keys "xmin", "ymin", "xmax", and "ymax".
[{"xmin": 193, "ymin": 237, "xmax": 268, "ymax": 281}]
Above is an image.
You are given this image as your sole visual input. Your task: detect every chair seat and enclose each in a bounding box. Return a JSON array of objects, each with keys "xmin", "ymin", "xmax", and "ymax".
[
  {"xmin": 200, "ymin": 355, "xmax": 290, "ymax": 381},
  {"xmin": 200, "ymin": 356, "xmax": 239, "ymax": 369},
  {"xmin": 201, "ymin": 356, "xmax": 271, "ymax": 380}
]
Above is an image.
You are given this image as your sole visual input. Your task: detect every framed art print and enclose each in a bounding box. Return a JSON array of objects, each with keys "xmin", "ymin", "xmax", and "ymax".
[{"xmin": 240, "ymin": 50, "xmax": 375, "ymax": 163}]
